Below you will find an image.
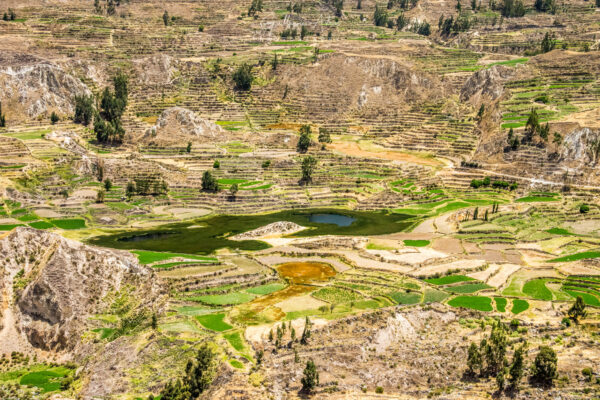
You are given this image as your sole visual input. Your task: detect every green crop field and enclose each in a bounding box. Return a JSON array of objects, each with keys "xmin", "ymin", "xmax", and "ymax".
[
  {"xmin": 549, "ymin": 251, "xmax": 600, "ymax": 263},
  {"xmin": 17, "ymin": 366, "xmax": 72, "ymax": 393},
  {"xmin": 246, "ymin": 283, "xmax": 286, "ymax": 295},
  {"xmin": 447, "ymin": 283, "xmax": 491, "ymax": 294},
  {"xmin": 28, "ymin": 221, "xmax": 54, "ymax": 229},
  {"xmin": 388, "ymin": 291, "xmax": 422, "ymax": 304},
  {"xmin": 191, "ymin": 292, "xmax": 256, "ymax": 305},
  {"xmin": 403, "ymin": 239, "xmax": 430, "ymax": 247},
  {"xmin": 51, "ymin": 219, "xmax": 86, "ymax": 229},
  {"xmin": 132, "ymin": 250, "xmax": 217, "ymax": 264},
  {"xmin": 425, "ymin": 275, "xmax": 475, "ymax": 285},
  {"xmin": 195, "ymin": 313, "xmax": 233, "ymax": 332},
  {"xmin": 522, "ymin": 279, "xmax": 553, "ymax": 300},
  {"xmin": 494, "ymin": 297, "xmax": 507, "ymax": 312},
  {"xmin": 224, "ymin": 332, "xmax": 246, "ymax": 351},
  {"xmin": 312, "ymin": 287, "xmax": 364, "ymax": 303},
  {"xmin": 511, "ymin": 299, "xmax": 529, "ymax": 314},
  {"xmin": 448, "ymin": 295, "xmax": 493, "ymax": 311}
]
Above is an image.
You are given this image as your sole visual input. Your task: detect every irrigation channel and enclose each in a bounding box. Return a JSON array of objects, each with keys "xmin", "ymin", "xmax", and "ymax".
[{"xmin": 89, "ymin": 208, "xmax": 418, "ymax": 254}]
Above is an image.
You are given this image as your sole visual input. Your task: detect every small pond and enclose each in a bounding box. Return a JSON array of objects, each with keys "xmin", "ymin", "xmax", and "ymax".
[{"xmin": 308, "ymin": 213, "xmax": 355, "ymax": 227}]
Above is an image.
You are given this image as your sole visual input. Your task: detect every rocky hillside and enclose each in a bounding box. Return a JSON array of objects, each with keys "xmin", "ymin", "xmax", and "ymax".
[{"xmin": 0, "ymin": 227, "xmax": 165, "ymax": 358}]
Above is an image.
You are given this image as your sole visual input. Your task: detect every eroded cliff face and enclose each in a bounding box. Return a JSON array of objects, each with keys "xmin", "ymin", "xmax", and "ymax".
[
  {"xmin": 0, "ymin": 227, "xmax": 164, "ymax": 357},
  {"xmin": 0, "ymin": 53, "xmax": 91, "ymax": 121}
]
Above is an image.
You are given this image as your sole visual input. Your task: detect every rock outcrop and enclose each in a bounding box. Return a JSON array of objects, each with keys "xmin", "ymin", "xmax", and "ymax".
[
  {"xmin": 460, "ymin": 64, "xmax": 515, "ymax": 102},
  {"xmin": 560, "ymin": 127, "xmax": 600, "ymax": 167},
  {"xmin": 0, "ymin": 227, "xmax": 164, "ymax": 357},
  {"xmin": 0, "ymin": 55, "xmax": 91, "ymax": 120},
  {"xmin": 144, "ymin": 107, "xmax": 226, "ymax": 143}
]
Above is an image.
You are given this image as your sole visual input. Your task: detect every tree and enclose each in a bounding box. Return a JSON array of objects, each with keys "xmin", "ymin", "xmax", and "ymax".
[
  {"xmin": 271, "ymin": 53, "xmax": 279, "ymax": 70},
  {"xmin": 396, "ymin": 12, "xmax": 407, "ymax": 30},
  {"xmin": 201, "ymin": 171, "xmax": 219, "ymax": 192},
  {"xmin": 96, "ymin": 189, "xmax": 105, "ymax": 203},
  {"xmin": 374, "ymin": 5, "xmax": 388, "ymax": 26},
  {"xmin": 301, "ymin": 155, "xmax": 317, "ymax": 184},
  {"xmin": 0, "ymin": 101, "xmax": 5, "ymax": 128},
  {"xmin": 74, "ymin": 94, "xmax": 94, "ymax": 126},
  {"xmin": 301, "ymin": 359, "xmax": 319, "ymax": 392},
  {"xmin": 467, "ymin": 342, "xmax": 482, "ymax": 375},
  {"xmin": 232, "ymin": 63, "xmax": 253, "ymax": 91},
  {"xmin": 159, "ymin": 343, "xmax": 218, "ymax": 400},
  {"xmin": 297, "ymin": 125, "xmax": 311, "ymax": 152},
  {"xmin": 300, "ymin": 316, "xmax": 311, "ymax": 344},
  {"xmin": 186, "ymin": 141, "xmax": 192, "ymax": 153},
  {"xmin": 229, "ymin": 183, "xmax": 239, "ymax": 199},
  {"xmin": 531, "ymin": 346, "xmax": 558, "ymax": 386},
  {"xmin": 151, "ymin": 313, "xmax": 158, "ymax": 329},
  {"xmin": 541, "ymin": 32, "xmax": 557, "ymax": 53},
  {"xmin": 473, "ymin": 207, "xmax": 479, "ymax": 220},
  {"xmin": 300, "ymin": 25, "xmax": 309, "ymax": 39},
  {"xmin": 496, "ymin": 367, "xmax": 506, "ymax": 391},
  {"xmin": 163, "ymin": 10, "xmax": 169, "ymax": 26},
  {"xmin": 357, "ymin": 0, "xmax": 362, "ymax": 9},
  {"xmin": 126, "ymin": 182, "xmax": 135, "ymax": 200},
  {"xmin": 477, "ymin": 104, "xmax": 485, "ymax": 120},
  {"xmin": 568, "ymin": 296, "xmax": 587, "ymax": 323},
  {"xmin": 104, "ymin": 178, "xmax": 112, "ymax": 191},
  {"xmin": 482, "ymin": 320, "xmax": 507, "ymax": 376},
  {"xmin": 508, "ymin": 343, "xmax": 526, "ymax": 390},
  {"xmin": 50, "ymin": 111, "xmax": 59, "ymax": 125}
]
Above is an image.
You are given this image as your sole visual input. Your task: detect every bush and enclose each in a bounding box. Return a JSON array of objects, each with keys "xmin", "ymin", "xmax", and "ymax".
[
  {"xmin": 375, "ymin": 386, "xmax": 384, "ymax": 393},
  {"xmin": 580, "ymin": 204, "xmax": 590, "ymax": 214},
  {"xmin": 232, "ymin": 63, "xmax": 253, "ymax": 91}
]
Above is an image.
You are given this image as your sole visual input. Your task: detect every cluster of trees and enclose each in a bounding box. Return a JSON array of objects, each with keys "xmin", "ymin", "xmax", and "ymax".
[
  {"xmin": 154, "ymin": 343, "xmax": 218, "ymax": 400},
  {"xmin": 0, "ymin": 101, "xmax": 6, "ymax": 128},
  {"xmin": 73, "ymin": 74, "xmax": 129, "ymax": 145},
  {"xmin": 524, "ymin": 108, "xmax": 552, "ymax": 143},
  {"xmin": 374, "ymin": 5, "xmax": 389, "ymax": 26},
  {"xmin": 126, "ymin": 177, "xmax": 168, "ymax": 198},
  {"xmin": 94, "ymin": 0, "xmax": 127, "ymax": 16},
  {"xmin": 534, "ymin": 0, "xmax": 557, "ymax": 13},
  {"xmin": 438, "ymin": 14, "xmax": 471, "ymax": 35},
  {"xmin": 467, "ymin": 320, "xmax": 558, "ymax": 392},
  {"xmin": 324, "ymin": 0, "xmax": 344, "ymax": 17},
  {"xmin": 470, "ymin": 176, "xmax": 517, "ymax": 191},
  {"xmin": 280, "ymin": 28, "xmax": 299, "ymax": 39},
  {"xmin": 541, "ymin": 32, "xmax": 557, "ymax": 53},
  {"xmin": 248, "ymin": 0, "xmax": 264, "ymax": 16},
  {"xmin": 498, "ymin": 0, "xmax": 525, "ymax": 17},
  {"xmin": 95, "ymin": 73, "xmax": 128, "ymax": 143},
  {"xmin": 2, "ymin": 9, "xmax": 16, "ymax": 21},
  {"xmin": 287, "ymin": 2, "xmax": 304, "ymax": 14},
  {"xmin": 372, "ymin": 6, "xmax": 429, "ymax": 35}
]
